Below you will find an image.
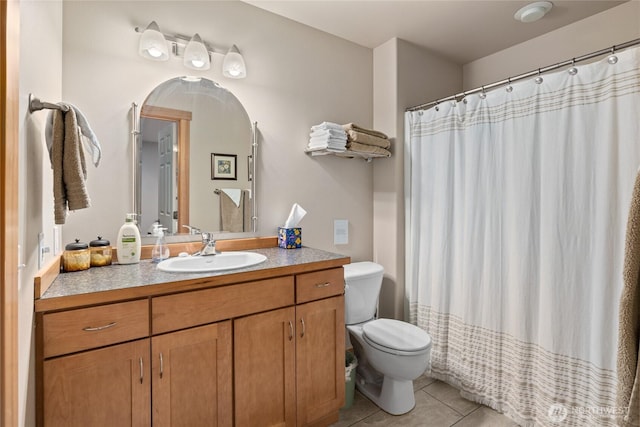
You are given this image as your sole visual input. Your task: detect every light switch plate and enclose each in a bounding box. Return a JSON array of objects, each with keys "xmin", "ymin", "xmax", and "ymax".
[{"xmin": 334, "ymin": 219, "xmax": 348, "ymax": 245}]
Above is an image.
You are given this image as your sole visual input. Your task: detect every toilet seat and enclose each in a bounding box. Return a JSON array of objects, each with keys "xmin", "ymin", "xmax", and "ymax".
[{"xmin": 362, "ymin": 319, "xmax": 431, "ymax": 356}]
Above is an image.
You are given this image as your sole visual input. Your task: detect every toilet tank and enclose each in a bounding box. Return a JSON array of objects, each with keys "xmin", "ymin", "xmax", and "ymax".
[{"xmin": 344, "ymin": 262, "xmax": 385, "ymax": 325}]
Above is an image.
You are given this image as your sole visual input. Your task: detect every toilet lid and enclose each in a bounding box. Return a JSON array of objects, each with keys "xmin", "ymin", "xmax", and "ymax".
[{"xmin": 362, "ymin": 319, "xmax": 431, "ymax": 354}]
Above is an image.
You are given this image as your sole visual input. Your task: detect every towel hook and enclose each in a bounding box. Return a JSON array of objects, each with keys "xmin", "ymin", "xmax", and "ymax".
[{"xmin": 28, "ymin": 93, "xmax": 69, "ymax": 114}]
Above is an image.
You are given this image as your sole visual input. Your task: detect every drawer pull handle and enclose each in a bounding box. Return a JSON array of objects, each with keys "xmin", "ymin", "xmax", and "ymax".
[
  {"xmin": 300, "ymin": 318, "xmax": 306, "ymax": 338},
  {"xmin": 159, "ymin": 353, "xmax": 164, "ymax": 379},
  {"xmin": 139, "ymin": 357, "xmax": 144, "ymax": 384},
  {"xmin": 288, "ymin": 321, "xmax": 293, "ymax": 341},
  {"xmin": 315, "ymin": 282, "xmax": 331, "ymax": 288},
  {"xmin": 82, "ymin": 322, "xmax": 117, "ymax": 332}
]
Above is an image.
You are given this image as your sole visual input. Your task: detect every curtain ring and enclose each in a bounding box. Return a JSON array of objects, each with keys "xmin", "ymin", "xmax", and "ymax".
[
  {"xmin": 568, "ymin": 58, "xmax": 578, "ymax": 75},
  {"xmin": 506, "ymin": 77, "xmax": 513, "ymax": 93},
  {"xmin": 479, "ymin": 86, "xmax": 487, "ymax": 99},
  {"xmin": 608, "ymin": 45, "xmax": 619, "ymax": 64},
  {"xmin": 434, "ymin": 101, "xmax": 439, "ymax": 112},
  {"xmin": 534, "ymin": 69, "xmax": 544, "ymax": 84}
]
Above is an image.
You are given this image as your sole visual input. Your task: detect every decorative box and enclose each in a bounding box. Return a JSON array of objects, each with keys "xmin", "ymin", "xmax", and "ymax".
[{"xmin": 278, "ymin": 227, "xmax": 302, "ymax": 249}]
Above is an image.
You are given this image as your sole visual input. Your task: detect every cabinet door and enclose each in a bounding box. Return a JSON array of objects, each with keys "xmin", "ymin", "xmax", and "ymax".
[
  {"xmin": 43, "ymin": 339, "xmax": 150, "ymax": 427},
  {"xmin": 234, "ymin": 307, "xmax": 296, "ymax": 427},
  {"xmin": 296, "ymin": 296, "xmax": 345, "ymax": 426},
  {"xmin": 152, "ymin": 322, "xmax": 232, "ymax": 427}
]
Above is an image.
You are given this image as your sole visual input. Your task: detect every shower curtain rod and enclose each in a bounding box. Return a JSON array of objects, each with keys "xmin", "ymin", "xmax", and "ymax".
[{"xmin": 406, "ymin": 38, "xmax": 640, "ymax": 112}]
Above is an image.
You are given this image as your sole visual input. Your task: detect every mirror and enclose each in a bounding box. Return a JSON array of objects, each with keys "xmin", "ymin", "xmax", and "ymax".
[{"xmin": 135, "ymin": 77, "xmax": 256, "ymax": 237}]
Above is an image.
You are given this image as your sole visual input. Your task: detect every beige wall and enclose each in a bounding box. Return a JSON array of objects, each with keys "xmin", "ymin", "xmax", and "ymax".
[
  {"xmin": 60, "ymin": 1, "xmax": 375, "ymax": 261},
  {"xmin": 464, "ymin": 1, "xmax": 640, "ymax": 89},
  {"xmin": 372, "ymin": 39, "xmax": 461, "ymax": 319},
  {"xmin": 18, "ymin": 2, "xmax": 63, "ymax": 425}
]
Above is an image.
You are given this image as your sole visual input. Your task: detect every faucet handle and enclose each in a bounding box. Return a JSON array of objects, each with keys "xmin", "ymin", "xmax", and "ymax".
[
  {"xmin": 201, "ymin": 232, "xmax": 215, "ymax": 243},
  {"xmin": 182, "ymin": 224, "xmax": 201, "ymax": 235}
]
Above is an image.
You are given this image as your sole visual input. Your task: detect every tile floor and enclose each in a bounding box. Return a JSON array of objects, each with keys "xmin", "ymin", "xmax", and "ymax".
[{"xmin": 331, "ymin": 375, "xmax": 519, "ymax": 427}]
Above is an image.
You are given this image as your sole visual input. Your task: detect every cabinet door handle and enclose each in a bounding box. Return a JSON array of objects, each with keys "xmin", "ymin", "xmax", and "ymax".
[
  {"xmin": 139, "ymin": 357, "xmax": 144, "ymax": 384},
  {"xmin": 288, "ymin": 321, "xmax": 293, "ymax": 341},
  {"xmin": 315, "ymin": 282, "xmax": 330, "ymax": 288},
  {"xmin": 82, "ymin": 322, "xmax": 117, "ymax": 332},
  {"xmin": 300, "ymin": 318, "xmax": 305, "ymax": 338},
  {"xmin": 159, "ymin": 352, "xmax": 164, "ymax": 379}
]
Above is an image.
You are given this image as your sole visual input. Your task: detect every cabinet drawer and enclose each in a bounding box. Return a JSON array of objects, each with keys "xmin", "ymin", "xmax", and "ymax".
[
  {"xmin": 152, "ymin": 276, "xmax": 295, "ymax": 334},
  {"xmin": 42, "ymin": 299, "xmax": 149, "ymax": 358},
  {"xmin": 296, "ymin": 268, "xmax": 344, "ymax": 304}
]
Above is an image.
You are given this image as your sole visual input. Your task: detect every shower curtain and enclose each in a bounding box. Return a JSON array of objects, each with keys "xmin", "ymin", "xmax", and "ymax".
[{"xmin": 405, "ymin": 47, "xmax": 640, "ymax": 426}]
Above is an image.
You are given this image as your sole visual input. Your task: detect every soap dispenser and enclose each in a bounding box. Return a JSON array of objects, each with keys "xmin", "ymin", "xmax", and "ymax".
[
  {"xmin": 116, "ymin": 213, "xmax": 141, "ymax": 264},
  {"xmin": 151, "ymin": 224, "xmax": 170, "ymax": 263}
]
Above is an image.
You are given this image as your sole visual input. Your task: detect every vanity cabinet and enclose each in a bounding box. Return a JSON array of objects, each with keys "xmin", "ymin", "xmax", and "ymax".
[
  {"xmin": 36, "ymin": 255, "xmax": 348, "ymax": 427},
  {"xmin": 234, "ymin": 268, "xmax": 345, "ymax": 427}
]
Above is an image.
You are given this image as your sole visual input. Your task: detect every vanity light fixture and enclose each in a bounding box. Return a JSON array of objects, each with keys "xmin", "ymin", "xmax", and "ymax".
[
  {"xmin": 135, "ymin": 22, "xmax": 247, "ymax": 78},
  {"xmin": 222, "ymin": 45, "xmax": 247, "ymax": 79},
  {"xmin": 183, "ymin": 33, "xmax": 210, "ymax": 70},
  {"xmin": 514, "ymin": 1, "xmax": 553, "ymax": 23},
  {"xmin": 138, "ymin": 21, "xmax": 169, "ymax": 61}
]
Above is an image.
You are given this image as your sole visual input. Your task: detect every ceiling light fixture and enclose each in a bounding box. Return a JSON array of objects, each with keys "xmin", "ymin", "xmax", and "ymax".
[
  {"xmin": 138, "ymin": 21, "xmax": 169, "ymax": 61},
  {"xmin": 183, "ymin": 34, "xmax": 210, "ymax": 70},
  {"xmin": 135, "ymin": 22, "xmax": 247, "ymax": 78},
  {"xmin": 222, "ymin": 45, "xmax": 247, "ymax": 79},
  {"xmin": 514, "ymin": 1, "xmax": 553, "ymax": 23}
]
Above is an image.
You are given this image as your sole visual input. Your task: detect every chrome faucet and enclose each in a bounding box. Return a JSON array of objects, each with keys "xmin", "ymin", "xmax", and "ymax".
[
  {"xmin": 182, "ymin": 224, "xmax": 201, "ymax": 235},
  {"xmin": 194, "ymin": 232, "xmax": 219, "ymax": 256}
]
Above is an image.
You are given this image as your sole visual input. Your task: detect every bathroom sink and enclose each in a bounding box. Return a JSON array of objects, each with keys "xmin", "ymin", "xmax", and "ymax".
[{"xmin": 156, "ymin": 252, "xmax": 267, "ymax": 273}]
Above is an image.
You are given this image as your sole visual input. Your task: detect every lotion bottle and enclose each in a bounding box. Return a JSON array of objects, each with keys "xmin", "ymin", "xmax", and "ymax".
[{"xmin": 116, "ymin": 213, "xmax": 141, "ymax": 264}]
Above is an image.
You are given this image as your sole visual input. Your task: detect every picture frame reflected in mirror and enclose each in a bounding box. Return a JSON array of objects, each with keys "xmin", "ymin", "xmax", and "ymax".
[{"xmin": 212, "ymin": 153, "xmax": 237, "ymax": 180}]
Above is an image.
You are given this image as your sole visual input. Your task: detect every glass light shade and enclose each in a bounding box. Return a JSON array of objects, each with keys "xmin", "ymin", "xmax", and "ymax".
[
  {"xmin": 223, "ymin": 45, "xmax": 247, "ymax": 79},
  {"xmin": 139, "ymin": 21, "xmax": 169, "ymax": 61},
  {"xmin": 183, "ymin": 34, "xmax": 210, "ymax": 70}
]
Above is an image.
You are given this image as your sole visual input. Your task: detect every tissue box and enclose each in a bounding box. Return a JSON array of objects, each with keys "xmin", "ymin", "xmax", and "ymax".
[{"xmin": 278, "ymin": 227, "xmax": 302, "ymax": 249}]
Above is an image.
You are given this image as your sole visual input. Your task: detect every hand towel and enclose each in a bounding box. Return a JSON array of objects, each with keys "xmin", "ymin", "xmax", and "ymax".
[
  {"xmin": 51, "ymin": 108, "xmax": 91, "ymax": 224},
  {"xmin": 345, "ymin": 129, "xmax": 391, "ymax": 149},
  {"xmin": 46, "ymin": 103, "xmax": 102, "ymax": 167},
  {"xmin": 617, "ymin": 168, "xmax": 640, "ymax": 427},
  {"xmin": 220, "ymin": 190, "xmax": 244, "ymax": 232},
  {"xmin": 342, "ymin": 123, "xmax": 388, "ymax": 140},
  {"xmin": 221, "ymin": 188, "xmax": 242, "ymax": 208}
]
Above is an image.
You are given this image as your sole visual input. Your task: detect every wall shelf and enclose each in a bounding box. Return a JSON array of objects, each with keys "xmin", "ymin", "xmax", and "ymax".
[{"xmin": 304, "ymin": 148, "xmax": 390, "ymax": 162}]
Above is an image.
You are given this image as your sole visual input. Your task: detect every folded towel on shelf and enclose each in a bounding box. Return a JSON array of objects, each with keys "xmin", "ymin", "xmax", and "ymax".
[
  {"xmin": 342, "ymin": 123, "xmax": 388, "ymax": 140},
  {"xmin": 345, "ymin": 129, "xmax": 390, "ymax": 149},
  {"xmin": 46, "ymin": 103, "xmax": 102, "ymax": 167},
  {"xmin": 51, "ymin": 108, "xmax": 91, "ymax": 224},
  {"xmin": 309, "ymin": 136, "xmax": 346, "ymax": 145},
  {"xmin": 311, "ymin": 121, "xmax": 344, "ymax": 132},
  {"xmin": 347, "ymin": 141, "xmax": 391, "ymax": 158},
  {"xmin": 310, "ymin": 129, "xmax": 347, "ymax": 140}
]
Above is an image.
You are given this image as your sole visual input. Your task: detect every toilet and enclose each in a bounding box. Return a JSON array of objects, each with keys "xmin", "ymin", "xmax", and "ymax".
[{"xmin": 344, "ymin": 262, "xmax": 432, "ymax": 415}]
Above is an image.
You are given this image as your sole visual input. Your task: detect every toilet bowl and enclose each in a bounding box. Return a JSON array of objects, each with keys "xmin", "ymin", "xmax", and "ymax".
[{"xmin": 344, "ymin": 262, "xmax": 432, "ymax": 415}]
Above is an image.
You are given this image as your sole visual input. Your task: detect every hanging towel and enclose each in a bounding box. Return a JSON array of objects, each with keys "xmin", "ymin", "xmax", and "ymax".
[
  {"xmin": 617, "ymin": 169, "xmax": 640, "ymax": 427},
  {"xmin": 342, "ymin": 123, "xmax": 388, "ymax": 140},
  {"xmin": 220, "ymin": 190, "xmax": 244, "ymax": 232},
  {"xmin": 242, "ymin": 189, "xmax": 252, "ymax": 232},
  {"xmin": 51, "ymin": 108, "xmax": 91, "ymax": 225},
  {"xmin": 221, "ymin": 188, "xmax": 242, "ymax": 208},
  {"xmin": 46, "ymin": 103, "xmax": 102, "ymax": 167}
]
